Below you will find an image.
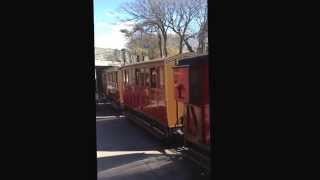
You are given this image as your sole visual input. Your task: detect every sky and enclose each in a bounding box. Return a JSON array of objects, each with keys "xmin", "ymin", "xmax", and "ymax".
[
  {"xmin": 94, "ymin": 0, "xmax": 203, "ymax": 50},
  {"xmin": 94, "ymin": 0, "xmax": 133, "ymax": 49}
]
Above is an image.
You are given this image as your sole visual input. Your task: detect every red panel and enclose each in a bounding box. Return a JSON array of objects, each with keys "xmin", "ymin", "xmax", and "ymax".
[
  {"xmin": 185, "ymin": 105, "xmax": 202, "ymax": 140},
  {"xmin": 173, "ymin": 67, "xmax": 190, "ymax": 103},
  {"xmin": 203, "ymin": 104, "xmax": 210, "ymax": 144},
  {"xmin": 122, "ymin": 84, "xmax": 168, "ymax": 126},
  {"xmin": 202, "ymin": 63, "xmax": 210, "ymax": 105},
  {"xmin": 179, "ymin": 59, "xmax": 211, "ymax": 146}
]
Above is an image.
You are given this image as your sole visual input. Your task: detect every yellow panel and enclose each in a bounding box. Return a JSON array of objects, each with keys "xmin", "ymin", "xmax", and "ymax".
[{"xmin": 164, "ymin": 59, "xmax": 185, "ymax": 128}]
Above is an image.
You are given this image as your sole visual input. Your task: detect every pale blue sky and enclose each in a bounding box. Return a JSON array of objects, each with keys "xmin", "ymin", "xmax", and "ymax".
[
  {"xmin": 94, "ymin": 0, "xmax": 203, "ymax": 50},
  {"xmin": 94, "ymin": 0, "xmax": 133, "ymax": 49}
]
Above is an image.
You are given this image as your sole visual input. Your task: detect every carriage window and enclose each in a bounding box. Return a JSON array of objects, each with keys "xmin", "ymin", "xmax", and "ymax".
[
  {"xmin": 122, "ymin": 71, "xmax": 125, "ymax": 84},
  {"xmin": 123, "ymin": 69, "xmax": 128, "ymax": 85},
  {"xmin": 130, "ymin": 69, "xmax": 134, "ymax": 85},
  {"xmin": 159, "ymin": 67, "xmax": 164, "ymax": 87},
  {"xmin": 140, "ymin": 68, "xmax": 144, "ymax": 86},
  {"xmin": 115, "ymin": 72, "xmax": 118, "ymax": 88},
  {"xmin": 145, "ymin": 68, "xmax": 150, "ymax": 87},
  {"xmin": 156, "ymin": 67, "xmax": 160, "ymax": 88},
  {"xmin": 135, "ymin": 69, "xmax": 140, "ymax": 86},
  {"xmin": 111, "ymin": 72, "xmax": 113, "ymax": 82},
  {"xmin": 123, "ymin": 70, "xmax": 129, "ymax": 85},
  {"xmin": 150, "ymin": 68, "xmax": 158, "ymax": 88},
  {"xmin": 126, "ymin": 70, "xmax": 129, "ymax": 84}
]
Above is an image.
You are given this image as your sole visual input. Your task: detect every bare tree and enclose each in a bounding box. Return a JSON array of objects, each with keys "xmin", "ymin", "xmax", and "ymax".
[
  {"xmin": 183, "ymin": 34, "xmax": 197, "ymax": 52},
  {"xmin": 120, "ymin": 0, "xmax": 206, "ymax": 56},
  {"xmin": 194, "ymin": 0, "xmax": 208, "ymax": 54},
  {"xmin": 120, "ymin": 29, "xmax": 132, "ymax": 38},
  {"xmin": 140, "ymin": 23, "xmax": 163, "ymax": 58},
  {"xmin": 165, "ymin": 0, "xmax": 200, "ymax": 54},
  {"xmin": 121, "ymin": 0, "xmax": 170, "ymax": 57},
  {"xmin": 120, "ymin": 25, "xmax": 161, "ymax": 60}
]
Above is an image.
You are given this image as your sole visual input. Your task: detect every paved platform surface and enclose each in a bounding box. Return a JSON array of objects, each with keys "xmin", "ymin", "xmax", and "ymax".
[{"xmin": 96, "ymin": 103, "xmax": 210, "ymax": 180}]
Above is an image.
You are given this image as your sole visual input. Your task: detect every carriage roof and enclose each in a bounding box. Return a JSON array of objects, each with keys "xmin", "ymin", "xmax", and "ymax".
[
  {"xmin": 119, "ymin": 58, "xmax": 164, "ymax": 69},
  {"xmin": 119, "ymin": 52, "xmax": 204, "ymax": 69},
  {"xmin": 104, "ymin": 66, "xmax": 120, "ymax": 73}
]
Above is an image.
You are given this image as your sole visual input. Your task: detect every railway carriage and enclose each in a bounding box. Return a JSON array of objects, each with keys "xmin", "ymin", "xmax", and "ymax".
[
  {"xmin": 99, "ymin": 53, "xmax": 212, "ymax": 169},
  {"xmin": 103, "ymin": 66, "xmax": 121, "ymax": 103},
  {"xmin": 173, "ymin": 54, "xmax": 211, "ymax": 155},
  {"xmin": 94, "ymin": 53, "xmax": 213, "ymax": 175},
  {"xmin": 118, "ymin": 55, "xmax": 189, "ymax": 137},
  {"xmin": 102, "ymin": 54, "xmax": 211, "ymax": 144}
]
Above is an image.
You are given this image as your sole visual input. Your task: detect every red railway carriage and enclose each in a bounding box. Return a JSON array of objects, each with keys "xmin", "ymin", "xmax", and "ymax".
[
  {"xmin": 103, "ymin": 66, "xmax": 120, "ymax": 103},
  {"xmin": 119, "ymin": 59, "xmax": 169, "ymax": 128},
  {"xmin": 117, "ymin": 54, "xmax": 197, "ymax": 137},
  {"xmin": 173, "ymin": 54, "xmax": 211, "ymax": 153},
  {"xmin": 102, "ymin": 53, "xmax": 211, "ymax": 146}
]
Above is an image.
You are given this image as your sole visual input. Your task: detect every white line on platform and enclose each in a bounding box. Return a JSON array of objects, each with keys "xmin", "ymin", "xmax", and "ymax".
[
  {"xmin": 98, "ymin": 157, "xmax": 172, "ymax": 178},
  {"xmin": 96, "ymin": 102, "xmax": 111, "ymax": 105},
  {"xmin": 96, "ymin": 149, "xmax": 178, "ymax": 158},
  {"xmin": 96, "ymin": 115, "xmax": 126, "ymax": 121},
  {"xmin": 96, "ymin": 115, "xmax": 126, "ymax": 118}
]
